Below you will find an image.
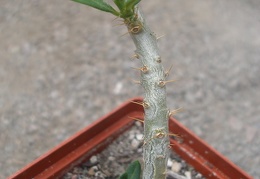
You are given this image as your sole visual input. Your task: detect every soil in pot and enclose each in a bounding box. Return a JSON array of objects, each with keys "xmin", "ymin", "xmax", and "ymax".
[{"xmin": 63, "ymin": 121, "xmax": 205, "ymax": 179}]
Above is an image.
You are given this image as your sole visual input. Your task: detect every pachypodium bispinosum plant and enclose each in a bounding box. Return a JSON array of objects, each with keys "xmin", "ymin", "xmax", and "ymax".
[{"xmin": 72, "ymin": 0, "xmax": 178, "ymax": 178}]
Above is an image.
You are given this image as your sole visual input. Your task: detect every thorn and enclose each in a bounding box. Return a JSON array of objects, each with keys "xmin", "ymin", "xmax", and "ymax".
[
  {"xmin": 129, "ymin": 78, "xmax": 141, "ymax": 84},
  {"xmin": 120, "ymin": 31, "xmax": 129, "ymax": 37},
  {"xmin": 128, "ymin": 116, "xmax": 144, "ymax": 123},
  {"xmin": 112, "ymin": 17, "xmax": 125, "ymax": 24},
  {"xmin": 158, "ymin": 79, "xmax": 178, "ymax": 87},
  {"xmin": 130, "ymin": 100, "xmax": 143, "ymax": 106},
  {"xmin": 156, "ymin": 155, "xmax": 165, "ymax": 159},
  {"xmin": 165, "ymin": 64, "xmax": 173, "ymax": 78},
  {"xmin": 169, "ymin": 107, "xmax": 184, "ymax": 116},
  {"xmin": 131, "ymin": 53, "xmax": 139, "ymax": 60},
  {"xmin": 156, "ymin": 34, "xmax": 165, "ymax": 40},
  {"xmin": 130, "ymin": 100, "xmax": 149, "ymax": 108},
  {"xmin": 168, "ymin": 133, "xmax": 180, "ymax": 138},
  {"xmin": 168, "ymin": 144, "xmax": 174, "ymax": 148},
  {"xmin": 112, "ymin": 16, "xmax": 119, "ymax": 21},
  {"xmin": 113, "ymin": 23, "xmax": 125, "ymax": 27},
  {"xmin": 164, "ymin": 79, "xmax": 178, "ymax": 84},
  {"xmin": 131, "ymin": 66, "xmax": 149, "ymax": 73},
  {"xmin": 131, "ymin": 66, "xmax": 141, "ymax": 70}
]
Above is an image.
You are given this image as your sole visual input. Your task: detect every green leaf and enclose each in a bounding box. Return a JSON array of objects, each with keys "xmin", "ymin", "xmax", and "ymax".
[
  {"xmin": 113, "ymin": 0, "xmax": 126, "ymax": 11},
  {"xmin": 120, "ymin": 173, "xmax": 128, "ymax": 179},
  {"xmin": 72, "ymin": 0, "xmax": 119, "ymax": 16},
  {"xmin": 125, "ymin": 0, "xmax": 141, "ymax": 10},
  {"xmin": 113, "ymin": 0, "xmax": 141, "ymax": 19},
  {"xmin": 119, "ymin": 160, "xmax": 141, "ymax": 179}
]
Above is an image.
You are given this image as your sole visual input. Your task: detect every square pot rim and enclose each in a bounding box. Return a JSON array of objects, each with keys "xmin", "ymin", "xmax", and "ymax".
[{"xmin": 8, "ymin": 97, "xmax": 253, "ymax": 179}]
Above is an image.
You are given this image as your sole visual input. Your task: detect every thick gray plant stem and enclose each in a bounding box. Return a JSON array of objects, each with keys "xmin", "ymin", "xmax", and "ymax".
[{"xmin": 127, "ymin": 8, "xmax": 170, "ymax": 179}]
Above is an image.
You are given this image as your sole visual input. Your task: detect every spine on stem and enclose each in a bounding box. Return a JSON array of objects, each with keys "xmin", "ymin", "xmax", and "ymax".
[{"xmin": 126, "ymin": 8, "xmax": 170, "ymax": 179}]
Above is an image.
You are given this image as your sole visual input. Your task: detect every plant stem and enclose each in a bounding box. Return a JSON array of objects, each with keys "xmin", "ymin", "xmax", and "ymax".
[{"xmin": 126, "ymin": 8, "xmax": 170, "ymax": 179}]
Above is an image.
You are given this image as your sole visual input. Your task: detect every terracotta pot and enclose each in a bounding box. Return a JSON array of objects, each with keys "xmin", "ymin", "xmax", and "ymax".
[{"xmin": 8, "ymin": 97, "xmax": 252, "ymax": 179}]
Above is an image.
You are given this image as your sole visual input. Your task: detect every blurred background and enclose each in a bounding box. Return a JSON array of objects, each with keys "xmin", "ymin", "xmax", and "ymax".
[{"xmin": 0, "ymin": 0, "xmax": 259, "ymax": 178}]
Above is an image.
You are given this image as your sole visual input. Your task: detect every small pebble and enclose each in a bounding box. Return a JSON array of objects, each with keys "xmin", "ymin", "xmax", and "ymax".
[
  {"xmin": 95, "ymin": 171, "xmax": 104, "ymax": 177},
  {"xmin": 88, "ymin": 166, "xmax": 98, "ymax": 176},
  {"xmin": 118, "ymin": 157, "xmax": 131, "ymax": 163},
  {"xmin": 167, "ymin": 159, "xmax": 173, "ymax": 168},
  {"xmin": 90, "ymin": 155, "xmax": 97, "ymax": 163},
  {"xmin": 136, "ymin": 133, "xmax": 143, "ymax": 140},
  {"xmin": 102, "ymin": 169, "xmax": 111, "ymax": 176},
  {"xmin": 171, "ymin": 161, "xmax": 182, "ymax": 173},
  {"xmin": 185, "ymin": 171, "xmax": 192, "ymax": 179},
  {"xmin": 196, "ymin": 173, "xmax": 203, "ymax": 178},
  {"xmin": 64, "ymin": 173, "xmax": 72, "ymax": 178},
  {"xmin": 131, "ymin": 139, "xmax": 140, "ymax": 149},
  {"xmin": 129, "ymin": 133, "xmax": 135, "ymax": 140},
  {"xmin": 181, "ymin": 160, "xmax": 187, "ymax": 168},
  {"xmin": 135, "ymin": 121, "xmax": 142, "ymax": 127},
  {"xmin": 108, "ymin": 156, "xmax": 115, "ymax": 161},
  {"xmin": 71, "ymin": 174, "xmax": 77, "ymax": 179}
]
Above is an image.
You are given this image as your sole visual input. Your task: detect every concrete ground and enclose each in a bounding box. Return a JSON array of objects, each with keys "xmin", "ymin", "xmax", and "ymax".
[{"xmin": 0, "ymin": 0, "xmax": 259, "ymax": 178}]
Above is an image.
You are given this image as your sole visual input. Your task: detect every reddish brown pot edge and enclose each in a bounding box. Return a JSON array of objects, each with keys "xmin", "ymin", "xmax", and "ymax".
[
  {"xmin": 169, "ymin": 118, "xmax": 252, "ymax": 179},
  {"xmin": 8, "ymin": 97, "xmax": 252, "ymax": 179}
]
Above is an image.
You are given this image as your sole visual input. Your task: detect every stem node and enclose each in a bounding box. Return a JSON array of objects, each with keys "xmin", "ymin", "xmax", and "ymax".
[{"xmin": 155, "ymin": 56, "xmax": 162, "ymax": 63}]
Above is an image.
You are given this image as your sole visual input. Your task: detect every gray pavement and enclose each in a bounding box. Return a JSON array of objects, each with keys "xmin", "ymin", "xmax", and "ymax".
[{"xmin": 0, "ymin": 0, "xmax": 259, "ymax": 178}]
